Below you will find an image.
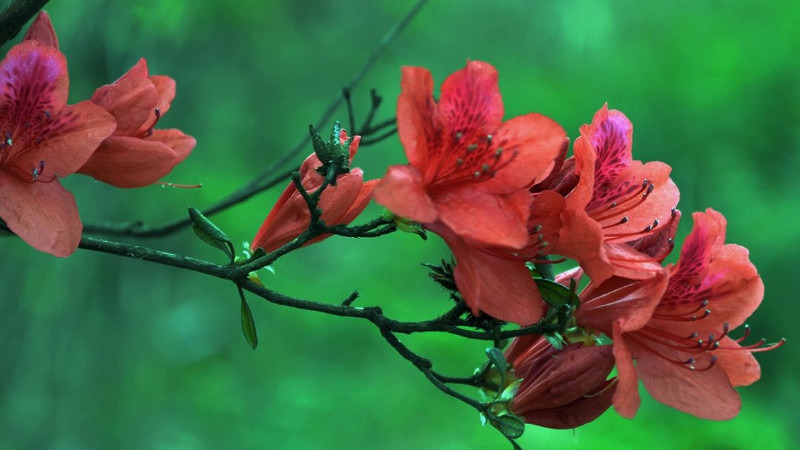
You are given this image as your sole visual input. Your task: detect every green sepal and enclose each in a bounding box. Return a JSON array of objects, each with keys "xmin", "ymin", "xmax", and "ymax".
[
  {"xmin": 382, "ymin": 209, "xmax": 426, "ymax": 240},
  {"xmin": 486, "ymin": 347, "xmax": 509, "ymax": 390},
  {"xmin": 238, "ymin": 287, "xmax": 258, "ymax": 350},
  {"xmin": 188, "ymin": 207, "xmax": 234, "ymax": 263},
  {"xmin": 309, "ymin": 121, "xmax": 351, "ymax": 183},
  {"xmin": 482, "ymin": 405, "xmax": 525, "ymax": 440}
]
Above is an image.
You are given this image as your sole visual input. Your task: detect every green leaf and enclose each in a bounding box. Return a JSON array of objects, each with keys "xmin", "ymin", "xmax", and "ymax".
[
  {"xmin": 188, "ymin": 207, "xmax": 234, "ymax": 263},
  {"xmin": 239, "ymin": 287, "xmax": 258, "ymax": 350}
]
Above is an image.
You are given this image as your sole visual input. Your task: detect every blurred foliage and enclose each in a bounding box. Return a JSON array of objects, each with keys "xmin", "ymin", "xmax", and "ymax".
[{"xmin": 1, "ymin": 0, "xmax": 798, "ymax": 448}]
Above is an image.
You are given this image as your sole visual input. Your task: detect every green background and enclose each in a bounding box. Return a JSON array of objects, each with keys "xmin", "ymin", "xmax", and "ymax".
[{"xmin": 1, "ymin": 0, "xmax": 797, "ymax": 448}]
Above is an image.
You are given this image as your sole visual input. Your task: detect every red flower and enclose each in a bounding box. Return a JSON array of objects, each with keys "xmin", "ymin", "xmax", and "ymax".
[
  {"xmin": 373, "ymin": 61, "xmax": 566, "ymax": 249},
  {"xmin": 79, "ymin": 58, "xmax": 196, "ymax": 187},
  {"xmin": 504, "ymin": 335, "xmax": 616, "ymax": 429},
  {"xmin": 0, "ymin": 41, "xmax": 116, "ymax": 256},
  {"xmin": 577, "ymin": 209, "xmax": 776, "ymax": 419},
  {"xmin": 251, "ymin": 131, "xmax": 376, "ymax": 253},
  {"xmin": 537, "ymin": 105, "xmax": 680, "ymax": 284},
  {"xmin": 429, "ymin": 223, "xmax": 545, "ymax": 325}
]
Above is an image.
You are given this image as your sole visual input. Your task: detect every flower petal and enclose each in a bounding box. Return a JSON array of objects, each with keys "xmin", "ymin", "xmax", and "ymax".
[
  {"xmin": 480, "ymin": 113, "xmax": 567, "ymax": 194},
  {"xmin": 27, "ymin": 101, "xmax": 116, "ymax": 177},
  {"xmin": 519, "ymin": 379, "xmax": 616, "ymax": 429},
  {"xmin": 77, "ymin": 135, "xmax": 180, "ymax": 188},
  {"xmin": 577, "ymin": 270, "xmax": 669, "ymax": 334},
  {"xmin": 0, "ymin": 40, "xmax": 68, "ymax": 115},
  {"xmin": 611, "ymin": 322, "xmax": 641, "ymax": 418},
  {"xmin": 148, "ymin": 128, "xmax": 196, "ymax": 162},
  {"xmin": 24, "ymin": 11, "xmax": 59, "ymax": 49},
  {"xmin": 440, "ymin": 228, "xmax": 543, "ymax": 325},
  {"xmin": 636, "ymin": 344, "xmax": 741, "ymax": 420},
  {"xmin": 435, "ymin": 186, "xmax": 530, "ymax": 249},
  {"xmin": 372, "ymin": 164, "xmax": 437, "ymax": 223},
  {"xmin": 397, "ymin": 66, "xmax": 435, "ymax": 169},
  {"xmin": 0, "ymin": 173, "xmax": 81, "ymax": 256},
  {"xmin": 713, "ymin": 336, "xmax": 761, "ymax": 387},
  {"xmin": 90, "ymin": 58, "xmax": 157, "ymax": 135},
  {"xmin": 438, "ymin": 61, "xmax": 504, "ymax": 138},
  {"xmin": 149, "ymin": 74, "xmax": 176, "ymax": 117}
]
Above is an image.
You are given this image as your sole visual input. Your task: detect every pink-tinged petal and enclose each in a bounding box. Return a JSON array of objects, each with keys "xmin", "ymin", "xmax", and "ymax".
[
  {"xmin": 635, "ymin": 345, "xmax": 741, "ymax": 420},
  {"xmin": 372, "ymin": 164, "xmax": 437, "ymax": 223},
  {"xmin": 611, "ymin": 322, "xmax": 641, "ymax": 418},
  {"xmin": 147, "ymin": 128, "xmax": 196, "ymax": 162},
  {"xmin": 0, "ymin": 40, "xmax": 68, "ymax": 114},
  {"xmin": 90, "ymin": 58, "xmax": 156, "ymax": 135},
  {"xmin": 149, "ymin": 75, "xmax": 175, "ymax": 117},
  {"xmin": 577, "ymin": 270, "xmax": 669, "ymax": 334},
  {"xmin": 77, "ymin": 136, "xmax": 179, "ymax": 188},
  {"xmin": 658, "ymin": 210, "xmax": 763, "ymax": 335},
  {"xmin": 397, "ymin": 66, "xmax": 435, "ymax": 169},
  {"xmin": 441, "ymin": 229, "xmax": 543, "ymax": 325},
  {"xmin": 584, "ymin": 104, "xmax": 634, "ymax": 192},
  {"xmin": 0, "ymin": 173, "xmax": 80, "ymax": 257},
  {"xmin": 438, "ymin": 61, "xmax": 504, "ymax": 137},
  {"xmin": 520, "ymin": 379, "xmax": 615, "ymax": 429},
  {"xmin": 24, "ymin": 11, "xmax": 59, "ymax": 49},
  {"xmin": 435, "ymin": 186, "xmax": 530, "ymax": 249},
  {"xmin": 713, "ymin": 336, "xmax": 761, "ymax": 387},
  {"xmin": 26, "ymin": 101, "xmax": 116, "ymax": 177},
  {"xmin": 480, "ymin": 113, "xmax": 567, "ymax": 194}
]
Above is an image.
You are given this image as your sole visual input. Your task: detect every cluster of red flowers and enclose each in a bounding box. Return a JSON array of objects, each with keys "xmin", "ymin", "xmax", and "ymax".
[
  {"xmin": 0, "ymin": 12, "xmax": 195, "ymax": 257},
  {"xmin": 252, "ymin": 60, "xmax": 779, "ymax": 429}
]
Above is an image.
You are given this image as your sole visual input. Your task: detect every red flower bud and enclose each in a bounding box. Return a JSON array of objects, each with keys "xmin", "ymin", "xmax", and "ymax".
[{"xmin": 505, "ymin": 336, "xmax": 616, "ymax": 429}]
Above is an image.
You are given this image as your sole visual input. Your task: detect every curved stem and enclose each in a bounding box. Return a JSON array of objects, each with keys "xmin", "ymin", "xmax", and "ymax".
[{"xmin": 81, "ymin": 0, "xmax": 429, "ymax": 239}]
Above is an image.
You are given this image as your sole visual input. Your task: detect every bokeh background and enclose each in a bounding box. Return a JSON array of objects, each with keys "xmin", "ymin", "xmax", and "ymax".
[{"xmin": 1, "ymin": 0, "xmax": 798, "ymax": 448}]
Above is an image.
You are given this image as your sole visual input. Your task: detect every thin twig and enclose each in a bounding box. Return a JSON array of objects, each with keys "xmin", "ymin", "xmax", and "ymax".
[{"xmin": 82, "ymin": 0, "xmax": 430, "ymax": 239}]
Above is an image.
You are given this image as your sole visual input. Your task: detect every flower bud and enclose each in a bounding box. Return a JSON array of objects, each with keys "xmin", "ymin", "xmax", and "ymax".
[{"xmin": 505, "ymin": 336, "xmax": 616, "ymax": 429}]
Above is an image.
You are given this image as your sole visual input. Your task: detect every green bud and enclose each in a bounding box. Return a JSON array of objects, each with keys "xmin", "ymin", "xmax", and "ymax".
[{"xmin": 309, "ymin": 121, "xmax": 351, "ymax": 183}]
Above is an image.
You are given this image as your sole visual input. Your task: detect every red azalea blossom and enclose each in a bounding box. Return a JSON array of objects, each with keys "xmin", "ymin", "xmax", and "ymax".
[
  {"xmin": 251, "ymin": 131, "xmax": 376, "ymax": 253},
  {"xmin": 577, "ymin": 209, "xmax": 780, "ymax": 419},
  {"xmin": 373, "ymin": 60, "xmax": 566, "ymax": 249},
  {"xmin": 0, "ymin": 40, "xmax": 116, "ymax": 256},
  {"xmin": 503, "ymin": 334, "xmax": 616, "ymax": 429},
  {"xmin": 80, "ymin": 58, "xmax": 196, "ymax": 187},
  {"xmin": 534, "ymin": 105, "xmax": 680, "ymax": 285}
]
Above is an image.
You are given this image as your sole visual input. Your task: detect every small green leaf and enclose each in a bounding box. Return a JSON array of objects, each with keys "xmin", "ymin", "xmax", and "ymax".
[
  {"xmin": 239, "ymin": 287, "xmax": 258, "ymax": 350},
  {"xmin": 188, "ymin": 207, "xmax": 234, "ymax": 262}
]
